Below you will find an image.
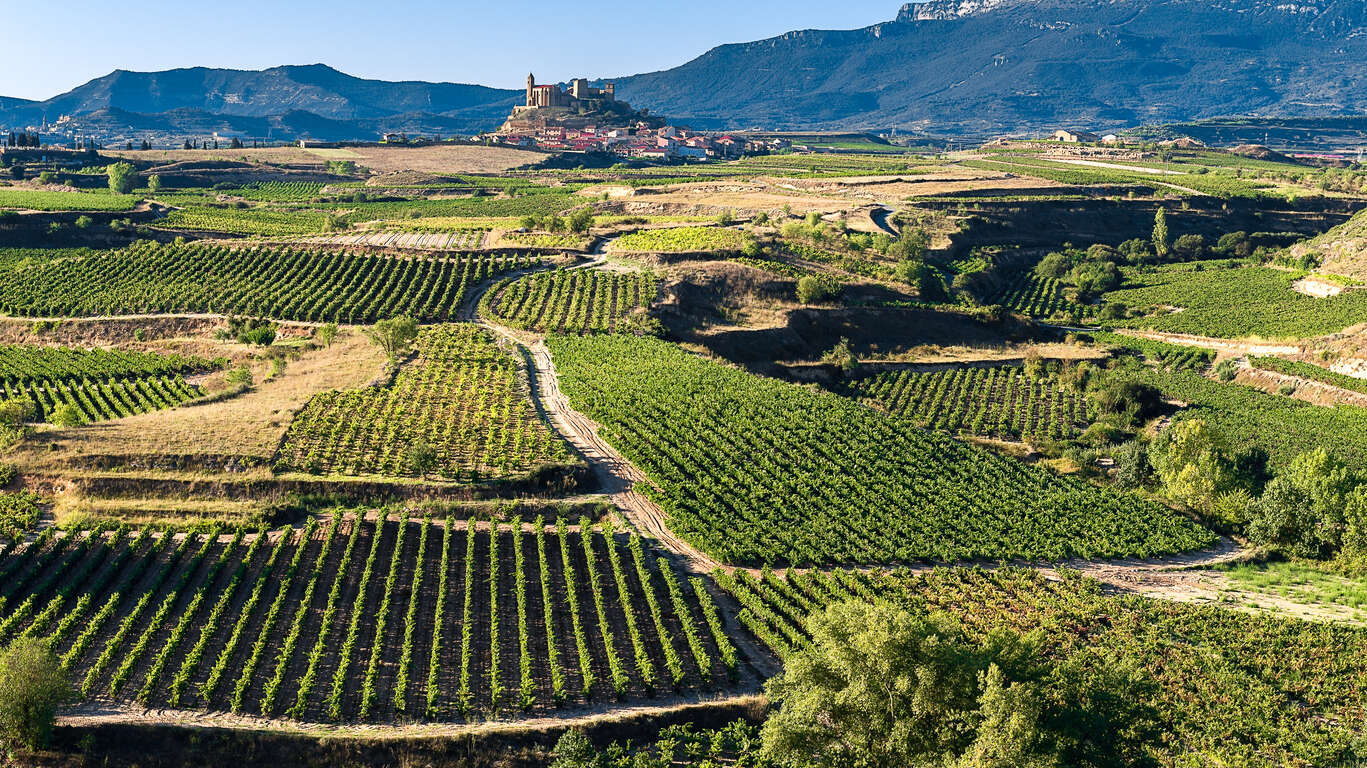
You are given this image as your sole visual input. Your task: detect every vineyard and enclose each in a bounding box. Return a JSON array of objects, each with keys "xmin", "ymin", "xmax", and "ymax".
[
  {"xmin": 1088, "ymin": 331, "xmax": 1215, "ymax": 372},
  {"xmin": 0, "ymin": 188, "xmax": 139, "ymax": 212},
  {"xmin": 276, "ymin": 324, "xmax": 573, "ymax": 480},
  {"xmin": 984, "ymin": 269, "xmax": 1098, "ymax": 320},
  {"xmin": 160, "ymin": 206, "xmax": 332, "ymax": 237},
  {"xmin": 0, "ymin": 515, "xmax": 751, "ymax": 722},
  {"xmin": 482, "ymin": 270, "xmax": 658, "ymax": 334},
  {"xmin": 716, "ymin": 565, "xmax": 1367, "ymax": 767},
  {"xmin": 548, "ymin": 334, "xmax": 1214, "ymax": 566},
  {"xmin": 1249, "ymin": 356, "xmax": 1367, "ymax": 395},
  {"xmin": 1106, "ymin": 262, "xmax": 1367, "ymax": 338},
  {"xmin": 1109, "ymin": 358, "xmax": 1367, "ymax": 470},
  {"xmin": 609, "ymin": 227, "xmax": 747, "ymax": 253},
  {"xmin": 0, "ymin": 344, "xmax": 219, "ymax": 423},
  {"xmin": 844, "ymin": 365, "xmax": 1094, "ymax": 441},
  {"xmin": 0, "ymin": 242, "xmax": 535, "ymax": 323}
]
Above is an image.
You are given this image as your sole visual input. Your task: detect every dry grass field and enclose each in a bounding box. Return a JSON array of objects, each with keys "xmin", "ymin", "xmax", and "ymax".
[{"xmin": 105, "ymin": 143, "xmax": 543, "ymax": 175}]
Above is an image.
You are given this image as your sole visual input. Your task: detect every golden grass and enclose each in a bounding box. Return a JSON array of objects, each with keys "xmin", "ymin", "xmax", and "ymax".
[{"xmin": 104, "ymin": 144, "xmax": 542, "ymax": 175}]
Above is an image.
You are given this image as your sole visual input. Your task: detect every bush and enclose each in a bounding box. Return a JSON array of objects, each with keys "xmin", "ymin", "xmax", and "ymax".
[
  {"xmin": 1214, "ymin": 359, "xmax": 1239, "ymax": 382},
  {"xmin": 795, "ymin": 275, "xmax": 841, "ymax": 305},
  {"xmin": 316, "ymin": 323, "xmax": 339, "ymax": 348},
  {"xmin": 0, "ymin": 638, "xmax": 70, "ymax": 751},
  {"xmin": 49, "ymin": 403, "xmax": 85, "ymax": 427}
]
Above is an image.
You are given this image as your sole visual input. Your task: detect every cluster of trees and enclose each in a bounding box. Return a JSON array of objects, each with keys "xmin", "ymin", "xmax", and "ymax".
[
  {"xmin": 518, "ymin": 208, "xmax": 595, "ymax": 234},
  {"xmin": 3, "ymin": 132, "xmax": 40, "ymax": 148},
  {"xmin": 1138, "ymin": 418, "xmax": 1367, "ymax": 563}
]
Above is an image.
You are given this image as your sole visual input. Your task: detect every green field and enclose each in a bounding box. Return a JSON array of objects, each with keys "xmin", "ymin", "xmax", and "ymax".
[
  {"xmin": 277, "ymin": 325, "xmax": 573, "ymax": 480},
  {"xmin": 1106, "ymin": 262, "xmax": 1367, "ymax": 338},
  {"xmin": 0, "ymin": 188, "xmax": 140, "ymax": 211},
  {"xmin": 548, "ymin": 334, "xmax": 1213, "ymax": 566},
  {"xmin": 719, "ymin": 565, "xmax": 1367, "ymax": 767},
  {"xmin": 0, "ymin": 243, "xmax": 533, "ymax": 323}
]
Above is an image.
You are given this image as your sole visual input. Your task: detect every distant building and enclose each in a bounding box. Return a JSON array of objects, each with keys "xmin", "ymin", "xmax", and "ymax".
[
  {"xmin": 498, "ymin": 72, "xmax": 660, "ymax": 134},
  {"xmin": 1052, "ymin": 129, "xmax": 1100, "ymax": 143}
]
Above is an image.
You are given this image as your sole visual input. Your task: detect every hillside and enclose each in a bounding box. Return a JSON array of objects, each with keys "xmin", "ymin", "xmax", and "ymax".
[
  {"xmin": 1292, "ymin": 207, "xmax": 1367, "ymax": 280},
  {"xmin": 611, "ymin": 0, "xmax": 1367, "ymax": 132},
  {"xmin": 4, "ymin": 1, "xmax": 1367, "ymax": 139},
  {"xmin": 0, "ymin": 64, "xmax": 521, "ymax": 140}
]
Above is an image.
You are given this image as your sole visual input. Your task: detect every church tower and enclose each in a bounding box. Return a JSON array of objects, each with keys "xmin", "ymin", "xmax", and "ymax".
[{"xmin": 526, "ymin": 73, "xmax": 535, "ymax": 107}]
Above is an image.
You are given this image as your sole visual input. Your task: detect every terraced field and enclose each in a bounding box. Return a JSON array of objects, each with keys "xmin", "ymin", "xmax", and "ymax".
[
  {"xmin": 482, "ymin": 270, "xmax": 658, "ymax": 334},
  {"xmin": 0, "ymin": 243, "xmax": 534, "ymax": 323},
  {"xmin": 0, "ymin": 344, "xmax": 220, "ymax": 423},
  {"xmin": 0, "ymin": 515, "xmax": 752, "ymax": 722},
  {"xmin": 277, "ymin": 324, "xmax": 573, "ymax": 480}
]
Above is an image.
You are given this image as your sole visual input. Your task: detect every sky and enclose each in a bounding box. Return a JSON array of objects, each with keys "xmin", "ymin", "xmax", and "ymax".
[{"xmin": 1, "ymin": 0, "xmax": 906, "ymax": 101}]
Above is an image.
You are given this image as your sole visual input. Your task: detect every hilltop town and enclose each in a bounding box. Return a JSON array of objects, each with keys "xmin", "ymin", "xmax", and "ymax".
[{"xmin": 487, "ymin": 73, "xmax": 752, "ymax": 159}]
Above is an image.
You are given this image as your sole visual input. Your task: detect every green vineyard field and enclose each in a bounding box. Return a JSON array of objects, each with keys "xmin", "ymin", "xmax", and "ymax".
[
  {"xmin": 548, "ymin": 334, "xmax": 1214, "ymax": 566},
  {"xmin": 985, "ymin": 270, "xmax": 1098, "ymax": 320},
  {"xmin": 0, "ymin": 344, "xmax": 219, "ymax": 423},
  {"xmin": 844, "ymin": 365, "xmax": 1093, "ymax": 441},
  {"xmin": 0, "ymin": 242, "xmax": 534, "ymax": 323},
  {"xmin": 0, "ymin": 515, "xmax": 748, "ymax": 722},
  {"xmin": 277, "ymin": 324, "xmax": 573, "ymax": 480},
  {"xmin": 610, "ymin": 227, "xmax": 746, "ymax": 253},
  {"xmin": 1106, "ymin": 262, "xmax": 1367, "ymax": 338},
  {"xmin": 483, "ymin": 270, "xmax": 658, "ymax": 334}
]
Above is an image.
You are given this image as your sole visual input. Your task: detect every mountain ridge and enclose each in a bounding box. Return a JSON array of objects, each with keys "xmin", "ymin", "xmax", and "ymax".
[{"xmin": 3, "ymin": 1, "xmax": 1366, "ymax": 139}]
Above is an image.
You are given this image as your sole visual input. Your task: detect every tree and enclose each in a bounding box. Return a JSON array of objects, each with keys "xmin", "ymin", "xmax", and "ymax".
[
  {"xmin": 316, "ymin": 322, "xmax": 339, "ymax": 348},
  {"xmin": 550, "ymin": 729, "xmax": 597, "ymax": 768},
  {"xmin": 106, "ymin": 161, "xmax": 137, "ymax": 194},
  {"xmin": 1151, "ymin": 208, "xmax": 1169, "ymax": 259},
  {"xmin": 795, "ymin": 275, "xmax": 840, "ymax": 305},
  {"xmin": 49, "ymin": 403, "xmax": 85, "ymax": 428},
  {"xmin": 0, "ymin": 638, "xmax": 70, "ymax": 752},
  {"xmin": 147, "ymin": 174, "xmax": 162, "ymax": 193},
  {"xmin": 406, "ymin": 439, "xmax": 438, "ymax": 477},
  {"xmin": 1147, "ymin": 419, "xmax": 1233, "ymax": 512},
  {"xmin": 1247, "ymin": 448, "xmax": 1358, "ymax": 558},
  {"xmin": 568, "ymin": 208, "xmax": 595, "ymax": 234},
  {"xmin": 365, "ymin": 317, "xmax": 419, "ymax": 361}
]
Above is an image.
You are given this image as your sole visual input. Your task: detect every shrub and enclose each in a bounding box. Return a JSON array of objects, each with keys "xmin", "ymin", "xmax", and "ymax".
[
  {"xmin": 316, "ymin": 323, "xmax": 339, "ymax": 348},
  {"xmin": 49, "ymin": 403, "xmax": 85, "ymax": 427},
  {"xmin": 0, "ymin": 638, "xmax": 70, "ymax": 751},
  {"xmin": 795, "ymin": 275, "xmax": 841, "ymax": 305},
  {"xmin": 1214, "ymin": 359, "xmax": 1239, "ymax": 382}
]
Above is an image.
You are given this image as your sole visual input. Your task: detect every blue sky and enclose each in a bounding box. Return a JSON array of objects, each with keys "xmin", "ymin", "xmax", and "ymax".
[{"xmin": 3, "ymin": 1, "xmax": 905, "ymax": 100}]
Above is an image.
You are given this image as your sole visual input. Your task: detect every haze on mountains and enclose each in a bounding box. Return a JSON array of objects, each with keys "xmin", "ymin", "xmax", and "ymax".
[{"xmin": 2, "ymin": 0, "xmax": 1364, "ymax": 138}]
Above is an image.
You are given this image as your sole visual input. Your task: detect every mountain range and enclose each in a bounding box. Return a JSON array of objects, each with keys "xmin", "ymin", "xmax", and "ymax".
[{"xmin": 3, "ymin": 0, "xmax": 1366, "ymax": 141}]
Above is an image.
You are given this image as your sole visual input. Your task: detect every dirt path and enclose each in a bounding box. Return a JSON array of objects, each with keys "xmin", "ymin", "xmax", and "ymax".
[
  {"xmin": 1113, "ymin": 328, "xmax": 1303, "ymax": 356},
  {"xmin": 58, "ymin": 693, "xmax": 766, "ymax": 738},
  {"xmin": 460, "ymin": 237, "xmax": 721, "ymax": 576}
]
